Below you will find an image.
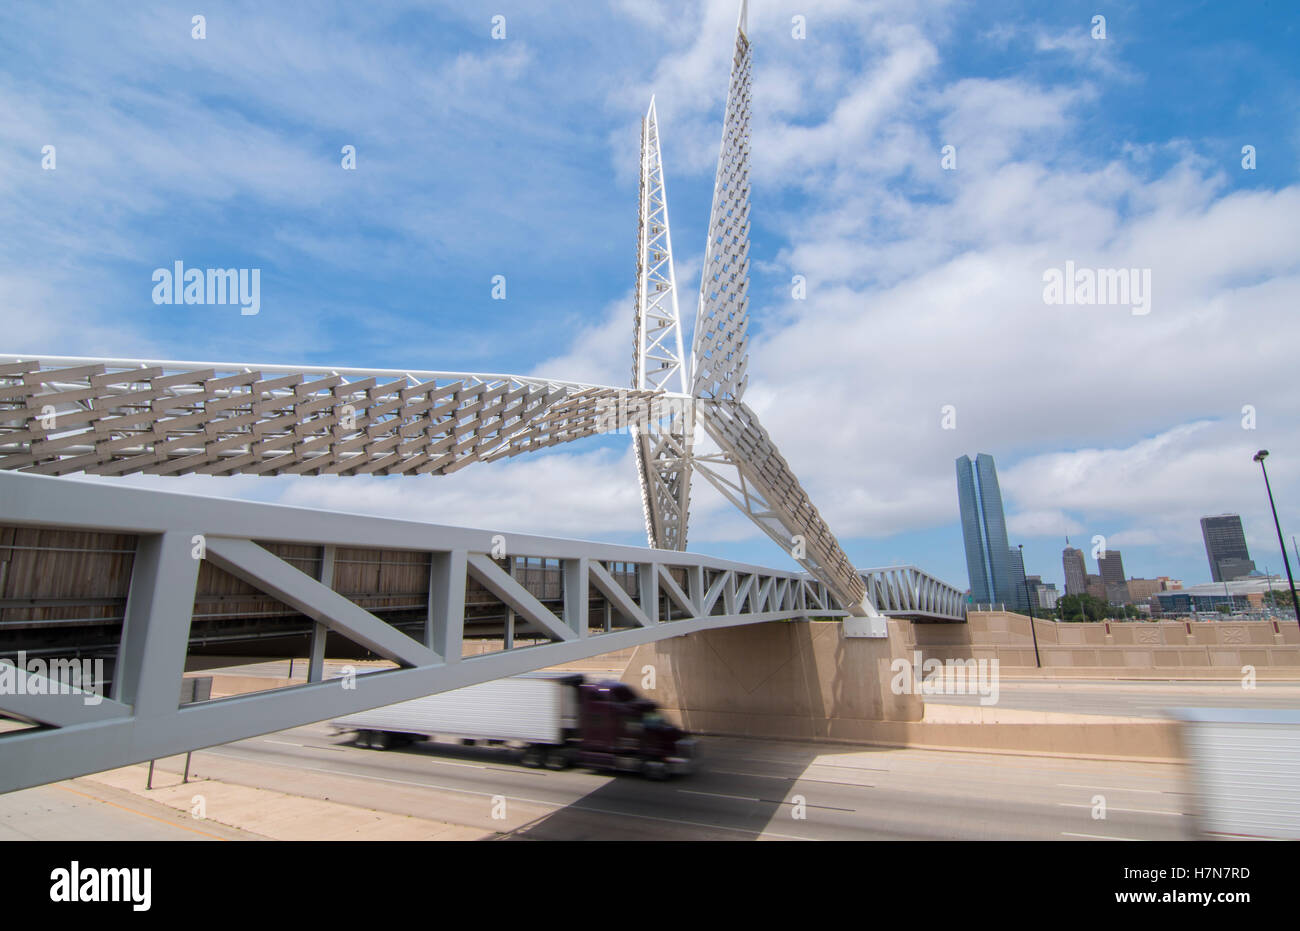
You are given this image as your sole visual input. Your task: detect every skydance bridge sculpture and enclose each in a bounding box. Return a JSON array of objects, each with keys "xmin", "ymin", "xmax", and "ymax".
[{"xmin": 0, "ymin": 1, "xmax": 876, "ymax": 620}]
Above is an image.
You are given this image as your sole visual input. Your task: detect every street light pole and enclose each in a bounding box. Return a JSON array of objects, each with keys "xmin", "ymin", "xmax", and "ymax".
[
  {"xmin": 1018, "ymin": 543, "xmax": 1041, "ymax": 668},
  {"xmin": 1254, "ymin": 450, "xmax": 1300, "ymax": 630}
]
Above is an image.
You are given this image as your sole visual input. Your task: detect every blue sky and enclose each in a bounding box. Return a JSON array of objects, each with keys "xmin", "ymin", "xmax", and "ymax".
[{"xmin": 3, "ymin": 0, "xmax": 1299, "ymax": 593}]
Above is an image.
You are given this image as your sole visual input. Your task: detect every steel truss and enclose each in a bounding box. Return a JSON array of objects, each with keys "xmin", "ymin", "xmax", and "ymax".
[
  {"xmin": 0, "ymin": 355, "xmax": 654, "ymax": 478},
  {"xmin": 693, "ymin": 400, "xmax": 867, "ymax": 612},
  {"xmin": 689, "ymin": 2, "xmax": 752, "ymax": 404},
  {"xmin": 632, "ymin": 97, "xmax": 692, "ymax": 551},
  {"xmin": 859, "ymin": 566, "xmax": 966, "ymax": 621},
  {"xmin": 634, "ymin": 2, "xmax": 877, "ymax": 616},
  {"xmin": 0, "ymin": 470, "xmax": 842, "ymax": 793},
  {"xmin": 0, "ymin": 2, "xmax": 881, "ymax": 620}
]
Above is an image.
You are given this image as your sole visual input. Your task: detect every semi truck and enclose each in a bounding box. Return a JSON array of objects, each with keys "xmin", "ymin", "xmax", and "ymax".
[
  {"xmin": 1175, "ymin": 707, "xmax": 1300, "ymax": 839},
  {"xmin": 331, "ymin": 672, "xmax": 696, "ymax": 779}
]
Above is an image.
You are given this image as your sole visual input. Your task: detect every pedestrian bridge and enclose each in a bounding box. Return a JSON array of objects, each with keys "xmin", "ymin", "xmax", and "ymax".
[
  {"xmin": 858, "ymin": 566, "xmax": 965, "ymax": 622},
  {"xmin": 0, "ymin": 470, "xmax": 853, "ymax": 794}
]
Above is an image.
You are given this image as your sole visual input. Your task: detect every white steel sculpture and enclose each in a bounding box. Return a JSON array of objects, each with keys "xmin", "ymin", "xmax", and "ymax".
[
  {"xmin": 0, "ymin": 1, "xmax": 878, "ymax": 619},
  {"xmin": 689, "ymin": 0, "xmax": 753, "ymax": 405},
  {"xmin": 631, "ymin": 97, "xmax": 692, "ymax": 552},
  {"xmin": 631, "ymin": 1, "xmax": 872, "ymax": 614},
  {"xmin": 0, "ymin": 357, "xmax": 654, "ymax": 478}
]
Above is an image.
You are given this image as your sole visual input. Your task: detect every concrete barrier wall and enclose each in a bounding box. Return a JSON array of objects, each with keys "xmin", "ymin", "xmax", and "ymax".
[{"xmin": 909, "ymin": 612, "xmax": 1300, "ymax": 672}]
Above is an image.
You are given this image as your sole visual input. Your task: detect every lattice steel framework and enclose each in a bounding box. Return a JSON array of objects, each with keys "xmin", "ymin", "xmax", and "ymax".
[
  {"xmin": 0, "ymin": 469, "xmax": 846, "ymax": 794},
  {"xmin": 859, "ymin": 566, "xmax": 966, "ymax": 621},
  {"xmin": 690, "ymin": 1, "xmax": 752, "ymax": 404},
  {"xmin": 632, "ymin": 97, "xmax": 692, "ymax": 551},
  {"xmin": 0, "ymin": 1, "xmax": 879, "ymax": 618},
  {"xmin": 693, "ymin": 399, "xmax": 867, "ymax": 611},
  {"xmin": 0, "ymin": 356, "xmax": 654, "ymax": 478}
]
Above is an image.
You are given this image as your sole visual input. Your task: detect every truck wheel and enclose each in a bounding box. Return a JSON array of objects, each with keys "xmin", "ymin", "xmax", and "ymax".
[
  {"xmin": 643, "ymin": 760, "xmax": 668, "ymax": 781},
  {"xmin": 521, "ymin": 746, "xmax": 544, "ymax": 768},
  {"xmin": 544, "ymin": 749, "xmax": 571, "ymax": 771},
  {"xmin": 355, "ymin": 730, "xmax": 372, "ymax": 749},
  {"xmin": 372, "ymin": 731, "xmax": 391, "ymax": 751}
]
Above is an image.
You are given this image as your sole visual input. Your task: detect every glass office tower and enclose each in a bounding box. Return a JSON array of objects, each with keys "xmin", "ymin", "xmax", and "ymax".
[
  {"xmin": 1201, "ymin": 514, "xmax": 1255, "ymax": 582},
  {"xmin": 956, "ymin": 453, "xmax": 1019, "ymax": 609}
]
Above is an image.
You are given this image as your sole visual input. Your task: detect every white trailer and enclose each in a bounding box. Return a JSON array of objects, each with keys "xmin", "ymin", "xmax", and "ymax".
[
  {"xmin": 332, "ymin": 672, "xmax": 581, "ymax": 766},
  {"xmin": 1176, "ymin": 708, "xmax": 1300, "ymax": 839}
]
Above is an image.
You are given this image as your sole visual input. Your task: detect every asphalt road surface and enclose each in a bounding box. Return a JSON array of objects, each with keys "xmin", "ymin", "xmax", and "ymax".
[{"xmin": 125, "ymin": 724, "xmax": 1195, "ymax": 841}]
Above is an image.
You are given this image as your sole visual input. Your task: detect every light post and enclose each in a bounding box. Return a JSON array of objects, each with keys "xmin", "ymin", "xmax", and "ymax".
[
  {"xmin": 1254, "ymin": 450, "xmax": 1300, "ymax": 629},
  {"xmin": 1018, "ymin": 543, "xmax": 1041, "ymax": 668}
]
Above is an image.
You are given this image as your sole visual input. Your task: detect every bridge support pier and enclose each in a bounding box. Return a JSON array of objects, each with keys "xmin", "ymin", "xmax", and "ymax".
[{"xmin": 619, "ymin": 619, "xmax": 923, "ymax": 743}]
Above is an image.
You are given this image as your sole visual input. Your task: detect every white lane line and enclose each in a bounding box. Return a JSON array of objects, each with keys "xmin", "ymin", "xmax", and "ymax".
[
  {"xmin": 260, "ymin": 737, "xmax": 489, "ymax": 768},
  {"xmin": 200, "ymin": 749, "xmax": 815, "ymax": 841},
  {"xmin": 1056, "ymin": 783, "xmax": 1167, "ymax": 794},
  {"xmin": 1061, "ymin": 831, "xmax": 1142, "ymax": 841},
  {"xmin": 1057, "ymin": 803, "xmax": 1183, "ymax": 816},
  {"xmin": 765, "ymin": 798, "xmax": 856, "ymax": 813},
  {"xmin": 676, "ymin": 787, "xmax": 856, "ymax": 812},
  {"xmin": 709, "ymin": 768, "xmax": 875, "ymax": 789},
  {"xmin": 677, "ymin": 789, "xmax": 760, "ymax": 803}
]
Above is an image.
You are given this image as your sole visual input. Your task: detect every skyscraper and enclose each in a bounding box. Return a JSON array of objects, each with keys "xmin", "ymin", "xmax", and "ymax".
[
  {"xmin": 1062, "ymin": 544, "xmax": 1088, "ymax": 596},
  {"xmin": 956, "ymin": 454, "xmax": 1017, "ymax": 609},
  {"xmin": 1098, "ymin": 549, "xmax": 1128, "ymax": 604},
  {"xmin": 1201, "ymin": 514, "xmax": 1255, "ymax": 582},
  {"xmin": 1007, "ymin": 545, "xmax": 1031, "ymax": 613}
]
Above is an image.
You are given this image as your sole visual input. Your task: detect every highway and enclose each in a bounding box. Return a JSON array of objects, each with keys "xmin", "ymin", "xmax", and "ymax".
[
  {"xmin": 130, "ymin": 724, "xmax": 1194, "ymax": 841},
  {"xmin": 935, "ymin": 677, "xmax": 1300, "ymax": 719}
]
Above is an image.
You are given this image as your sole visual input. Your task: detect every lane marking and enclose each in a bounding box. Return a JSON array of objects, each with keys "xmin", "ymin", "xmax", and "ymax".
[
  {"xmin": 677, "ymin": 789, "xmax": 760, "ymax": 803},
  {"xmin": 676, "ymin": 788, "xmax": 855, "ymax": 812},
  {"xmin": 764, "ymin": 798, "xmax": 856, "ymax": 813},
  {"xmin": 1061, "ymin": 831, "xmax": 1142, "ymax": 841},
  {"xmin": 1056, "ymin": 783, "xmax": 1167, "ymax": 795},
  {"xmin": 259, "ymin": 739, "xmax": 490, "ymax": 770},
  {"xmin": 710, "ymin": 768, "xmax": 875, "ymax": 789},
  {"xmin": 57, "ymin": 785, "xmax": 229, "ymax": 841},
  {"xmin": 1057, "ymin": 803, "xmax": 1183, "ymax": 816},
  {"xmin": 201, "ymin": 749, "xmax": 815, "ymax": 840}
]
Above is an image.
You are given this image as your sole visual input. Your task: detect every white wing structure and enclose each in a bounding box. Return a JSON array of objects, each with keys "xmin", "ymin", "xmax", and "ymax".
[
  {"xmin": 0, "ymin": 357, "xmax": 654, "ymax": 478},
  {"xmin": 676, "ymin": 2, "xmax": 874, "ymax": 614},
  {"xmin": 0, "ymin": 2, "xmax": 877, "ymax": 617},
  {"xmin": 632, "ymin": 97, "xmax": 692, "ymax": 551},
  {"xmin": 689, "ymin": 2, "xmax": 752, "ymax": 404}
]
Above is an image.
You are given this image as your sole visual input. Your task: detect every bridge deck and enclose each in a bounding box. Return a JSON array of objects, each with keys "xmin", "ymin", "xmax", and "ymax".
[{"xmin": 0, "ymin": 471, "xmax": 845, "ymax": 794}]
